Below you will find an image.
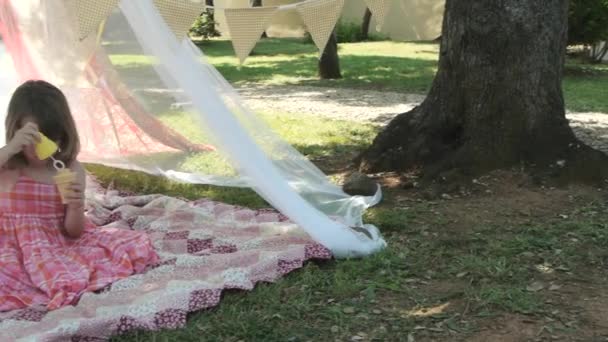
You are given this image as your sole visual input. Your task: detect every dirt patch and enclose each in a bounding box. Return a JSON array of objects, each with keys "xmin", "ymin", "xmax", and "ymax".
[
  {"xmin": 467, "ymin": 314, "xmax": 542, "ymax": 342},
  {"xmin": 368, "ymin": 170, "xmax": 608, "ymax": 341},
  {"xmin": 371, "ymin": 170, "xmax": 605, "ymax": 234},
  {"xmin": 580, "ymin": 292, "xmax": 608, "ymax": 336},
  {"xmin": 556, "ymin": 275, "xmax": 608, "ymax": 340}
]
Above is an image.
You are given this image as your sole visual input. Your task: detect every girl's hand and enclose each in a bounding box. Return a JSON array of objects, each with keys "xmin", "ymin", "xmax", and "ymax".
[
  {"xmin": 6, "ymin": 123, "xmax": 40, "ymax": 156},
  {"xmin": 65, "ymin": 178, "xmax": 85, "ymax": 209}
]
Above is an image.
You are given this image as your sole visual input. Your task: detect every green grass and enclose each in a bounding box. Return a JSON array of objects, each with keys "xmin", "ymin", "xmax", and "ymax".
[
  {"xmin": 96, "ymin": 38, "xmax": 608, "ymax": 341},
  {"xmin": 111, "ymin": 199, "xmax": 608, "ymax": 341},
  {"xmin": 89, "ymin": 111, "xmax": 378, "ymax": 208},
  {"xmin": 108, "ymin": 39, "xmax": 438, "ymax": 94},
  {"xmin": 108, "ymin": 38, "xmax": 608, "ymax": 113},
  {"xmin": 563, "ymin": 60, "xmax": 608, "ymax": 112}
]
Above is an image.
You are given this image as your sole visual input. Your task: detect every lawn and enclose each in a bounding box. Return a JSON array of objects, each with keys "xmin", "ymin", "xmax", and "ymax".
[
  {"xmin": 108, "ymin": 168, "xmax": 608, "ymax": 341},
  {"xmin": 110, "ymin": 38, "xmax": 608, "ymax": 113},
  {"xmin": 89, "ymin": 111, "xmax": 377, "ymax": 208},
  {"xmin": 101, "ymin": 38, "xmax": 608, "ymax": 341}
]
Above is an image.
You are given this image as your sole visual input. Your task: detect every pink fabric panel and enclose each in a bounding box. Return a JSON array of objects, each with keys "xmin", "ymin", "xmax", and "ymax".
[{"xmin": 0, "ymin": 0, "xmax": 40, "ymax": 81}]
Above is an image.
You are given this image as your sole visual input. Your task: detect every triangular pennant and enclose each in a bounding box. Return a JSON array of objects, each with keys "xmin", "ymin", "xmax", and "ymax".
[
  {"xmin": 70, "ymin": 0, "xmax": 119, "ymax": 40},
  {"xmin": 296, "ymin": 0, "xmax": 345, "ymax": 55},
  {"xmin": 224, "ymin": 7, "xmax": 278, "ymax": 63},
  {"xmin": 153, "ymin": 0, "xmax": 207, "ymax": 40},
  {"xmin": 363, "ymin": 0, "xmax": 392, "ymax": 32}
]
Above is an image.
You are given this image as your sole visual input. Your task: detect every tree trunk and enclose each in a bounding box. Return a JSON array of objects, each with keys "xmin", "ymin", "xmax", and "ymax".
[
  {"xmin": 361, "ymin": 8, "xmax": 372, "ymax": 41},
  {"xmin": 251, "ymin": 0, "xmax": 267, "ymax": 38},
  {"xmin": 319, "ymin": 29, "xmax": 342, "ymax": 79},
  {"xmin": 358, "ymin": 0, "xmax": 608, "ymax": 183}
]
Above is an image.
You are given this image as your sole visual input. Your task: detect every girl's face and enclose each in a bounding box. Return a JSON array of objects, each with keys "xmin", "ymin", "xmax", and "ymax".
[{"xmin": 20, "ymin": 117, "xmax": 50, "ymax": 168}]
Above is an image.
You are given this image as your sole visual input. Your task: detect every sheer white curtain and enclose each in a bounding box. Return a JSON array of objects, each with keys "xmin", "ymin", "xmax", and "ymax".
[
  {"xmin": 0, "ymin": 0, "xmax": 387, "ymax": 257},
  {"xmin": 118, "ymin": 0, "xmax": 385, "ymax": 257}
]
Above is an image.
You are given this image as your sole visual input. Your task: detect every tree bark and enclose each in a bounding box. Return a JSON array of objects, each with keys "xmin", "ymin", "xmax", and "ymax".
[
  {"xmin": 319, "ymin": 29, "xmax": 342, "ymax": 79},
  {"xmin": 358, "ymin": 0, "xmax": 608, "ymax": 183},
  {"xmin": 361, "ymin": 8, "xmax": 372, "ymax": 41}
]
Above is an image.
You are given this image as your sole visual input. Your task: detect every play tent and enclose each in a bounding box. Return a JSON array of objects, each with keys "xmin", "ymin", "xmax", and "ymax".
[{"xmin": 0, "ymin": 0, "xmax": 386, "ymax": 257}]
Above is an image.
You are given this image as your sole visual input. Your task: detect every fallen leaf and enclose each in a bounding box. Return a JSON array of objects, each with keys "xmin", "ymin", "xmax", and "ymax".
[
  {"xmin": 456, "ymin": 271, "xmax": 468, "ymax": 278},
  {"xmin": 372, "ymin": 309, "xmax": 382, "ymax": 314},
  {"xmin": 331, "ymin": 326, "xmax": 339, "ymax": 333},
  {"xmin": 527, "ymin": 281, "xmax": 544, "ymax": 292},
  {"xmin": 343, "ymin": 307, "xmax": 356, "ymax": 314},
  {"xmin": 549, "ymin": 284, "xmax": 562, "ymax": 291}
]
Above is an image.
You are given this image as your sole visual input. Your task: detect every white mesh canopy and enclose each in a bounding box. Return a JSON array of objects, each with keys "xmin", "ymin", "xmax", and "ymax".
[{"xmin": 0, "ymin": 0, "xmax": 386, "ymax": 257}]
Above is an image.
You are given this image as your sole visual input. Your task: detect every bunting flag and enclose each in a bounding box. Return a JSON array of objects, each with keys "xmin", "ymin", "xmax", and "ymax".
[
  {"xmin": 153, "ymin": 0, "xmax": 207, "ymax": 40},
  {"xmin": 224, "ymin": 7, "xmax": 279, "ymax": 63},
  {"xmin": 69, "ymin": 0, "xmax": 119, "ymax": 40},
  {"xmin": 296, "ymin": 0, "xmax": 345, "ymax": 55},
  {"xmin": 363, "ymin": 0, "xmax": 392, "ymax": 32}
]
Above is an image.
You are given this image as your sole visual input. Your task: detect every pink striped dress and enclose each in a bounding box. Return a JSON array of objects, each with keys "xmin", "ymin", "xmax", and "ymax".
[{"xmin": 0, "ymin": 173, "xmax": 158, "ymax": 311}]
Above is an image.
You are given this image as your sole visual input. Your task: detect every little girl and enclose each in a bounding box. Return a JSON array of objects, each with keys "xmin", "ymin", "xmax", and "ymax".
[{"xmin": 0, "ymin": 80, "xmax": 158, "ymax": 311}]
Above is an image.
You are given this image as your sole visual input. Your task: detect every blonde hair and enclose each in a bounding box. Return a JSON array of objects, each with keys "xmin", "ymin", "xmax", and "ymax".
[{"xmin": 5, "ymin": 80, "xmax": 80, "ymax": 167}]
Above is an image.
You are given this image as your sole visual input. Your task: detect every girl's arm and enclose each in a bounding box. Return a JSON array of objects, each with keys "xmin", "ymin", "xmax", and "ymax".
[
  {"xmin": 63, "ymin": 161, "xmax": 86, "ymax": 238},
  {"xmin": 0, "ymin": 145, "xmax": 14, "ymax": 169},
  {"xmin": 1, "ymin": 123, "xmax": 40, "ymax": 168}
]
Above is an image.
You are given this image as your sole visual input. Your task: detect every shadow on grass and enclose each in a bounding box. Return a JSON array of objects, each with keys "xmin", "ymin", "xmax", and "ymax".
[
  {"xmin": 562, "ymin": 57, "xmax": 608, "ymax": 112},
  {"xmin": 86, "ymin": 141, "xmax": 371, "ymax": 212},
  {"xmin": 111, "ymin": 37, "xmax": 437, "ymax": 94},
  {"xmin": 195, "ymin": 39, "xmax": 437, "ymax": 92},
  {"xmin": 214, "ymin": 55, "xmax": 437, "ymax": 93},
  {"xmin": 87, "ymin": 164, "xmax": 267, "ymax": 208},
  {"xmin": 107, "ymin": 39, "xmax": 608, "ymax": 114},
  {"xmin": 292, "ymin": 142, "xmax": 370, "ymax": 172},
  {"xmin": 564, "ymin": 66, "xmax": 608, "ymax": 78},
  {"xmin": 110, "ymin": 54, "xmax": 432, "ymax": 121},
  {"xmin": 195, "ymin": 38, "xmax": 317, "ymax": 58}
]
